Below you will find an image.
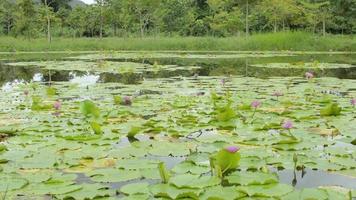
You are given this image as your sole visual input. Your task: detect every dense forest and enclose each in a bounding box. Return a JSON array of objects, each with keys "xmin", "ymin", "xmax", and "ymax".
[{"xmin": 0, "ymin": 0, "xmax": 355, "ymax": 41}]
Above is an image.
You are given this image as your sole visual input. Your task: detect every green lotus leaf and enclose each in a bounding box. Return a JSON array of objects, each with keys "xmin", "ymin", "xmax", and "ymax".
[
  {"xmin": 320, "ymin": 103, "xmax": 342, "ymax": 116},
  {"xmin": 237, "ymin": 183, "xmax": 294, "ymax": 197},
  {"xmin": 58, "ymin": 183, "xmax": 115, "ymax": 200},
  {"xmin": 226, "ymin": 171, "xmax": 279, "ymax": 186},
  {"xmin": 120, "ymin": 182, "xmax": 150, "ymax": 195},
  {"xmin": 87, "ymin": 168, "xmax": 141, "ymax": 183},
  {"xmin": 0, "ymin": 174, "xmax": 28, "ymax": 192},
  {"xmin": 169, "ymin": 174, "xmax": 220, "ymax": 189},
  {"xmin": 200, "ymin": 186, "xmax": 246, "ymax": 200},
  {"xmin": 149, "ymin": 184, "xmax": 202, "ymax": 199},
  {"xmin": 80, "ymin": 100, "xmax": 100, "ymax": 119}
]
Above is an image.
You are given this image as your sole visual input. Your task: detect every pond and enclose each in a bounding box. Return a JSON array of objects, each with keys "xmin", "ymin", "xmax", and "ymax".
[{"xmin": 0, "ymin": 51, "xmax": 355, "ymax": 199}]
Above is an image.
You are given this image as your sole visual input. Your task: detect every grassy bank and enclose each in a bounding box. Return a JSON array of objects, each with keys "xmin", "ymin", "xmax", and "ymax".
[{"xmin": 0, "ymin": 32, "xmax": 355, "ymax": 52}]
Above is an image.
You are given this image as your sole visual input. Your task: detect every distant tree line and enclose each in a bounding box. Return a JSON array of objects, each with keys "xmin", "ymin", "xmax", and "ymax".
[{"xmin": 0, "ymin": 0, "xmax": 355, "ymax": 41}]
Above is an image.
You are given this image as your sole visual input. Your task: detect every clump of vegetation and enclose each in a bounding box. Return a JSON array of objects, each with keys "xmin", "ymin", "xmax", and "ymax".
[
  {"xmin": 210, "ymin": 146, "xmax": 241, "ymax": 178},
  {"xmin": 31, "ymin": 96, "xmax": 52, "ymax": 111},
  {"xmin": 320, "ymin": 103, "xmax": 342, "ymax": 116},
  {"xmin": 80, "ymin": 100, "xmax": 103, "ymax": 134}
]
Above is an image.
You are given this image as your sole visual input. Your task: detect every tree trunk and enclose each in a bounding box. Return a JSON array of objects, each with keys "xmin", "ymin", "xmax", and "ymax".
[
  {"xmin": 7, "ymin": 21, "xmax": 10, "ymax": 35},
  {"xmin": 245, "ymin": 0, "xmax": 249, "ymax": 37},
  {"xmin": 100, "ymin": 2, "xmax": 103, "ymax": 39},
  {"xmin": 47, "ymin": 16, "xmax": 51, "ymax": 42},
  {"xmin": 45, "ymin": 0, "xmax": 51, "ymax": 43},
  {"xmin": 113, "ymin": 24, "xmax": 117, "ymax": 36},
  {"xmin": 274, "ymin": 19, "xmax": 277, "ymax": 33},
  {"xmin": 282, "ymin": 20, "xmax": 285, "ymax": 31},
  {"xmin": 322, "ymin": 17, "xmax": 326, "ymax": 36}
]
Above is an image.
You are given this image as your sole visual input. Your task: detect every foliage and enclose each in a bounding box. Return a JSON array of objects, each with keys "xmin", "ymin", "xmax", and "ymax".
[
  {"xmin": 0, "ymin": 0, "xmax": 355, "ymax": 38},
  {"xmin": 320, "ymin": 103, "xmax": 342, "ymax": 116}
]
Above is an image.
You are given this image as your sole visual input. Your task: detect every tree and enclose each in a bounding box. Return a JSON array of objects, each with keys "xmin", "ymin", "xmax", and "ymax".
[
  {"xmin": 161, "ymin": 0, "xmax": 194, "ymax": 35},
  {"xmin": 256, "ymin": 0, "xmax": 299, "ymax": 32},
  {"xmin": 40, "ymin": 0, "xmax": 71, "ymax": 12},
  {"xmin": 41, "ymin": 0, "xmax": 56, "ymax": 42},
  {"xmin": 127, "ymin": 0, "xmax": 161, "ymax": 37},
  {"xmin": 15, "ymin": 0, "xmax": 38, "ymax": 39},
  {"xmin": 0, "ymin": 0, "xmax": 16, "ymax": 35},
  {"xmin": 95, "ymin": 0, "xmax": 108, "ymax": 38},
  {"xmin": 301, "ymin": 1, "xmax": 331, "ymax": 35}
]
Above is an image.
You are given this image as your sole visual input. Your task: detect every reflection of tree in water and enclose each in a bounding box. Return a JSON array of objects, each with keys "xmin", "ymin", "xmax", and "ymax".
[
  {"xmin": 41, "ymin": 70, "xmax": 87, "ymax": 82},
  {"xmin": 0, "ymin": 64, "xmax": 38, "ymax": 86},
  {"xmin": 99, "ymin": 72, "xmax": 143, "ymax": 84}
]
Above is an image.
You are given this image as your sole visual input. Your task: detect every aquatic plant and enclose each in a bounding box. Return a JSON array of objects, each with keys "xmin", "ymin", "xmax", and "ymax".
[
  {"xmin": 210, "ymin": 146, "xmax": 241, "ymax": 177},
  {"xmin": 113, "ymin": 95, "xmax": 132, "ymax": 106},
  {"xmin": 250, "ymin": 100, "xmax": 261, "ymax": 123},
  {"xmin": 251, "ymin": 100, "xmax": 261, "ymax": 109},
  {"xmin": 80, "ymin": 100, "xmax": 102, "ymax": 134},
  {"xmin": 122, "ymin": 96, "xmax": 132, "ymax": 106},
  {"xmin": 113, "ymin": 95, "xmax": 122, "ymax": 105},
  {"xmin": 282, "ymin": 120, "xmax": 293, "ymax": 130},
  {"xmin": 272, "ymin": 91, "xmax": 284, "ymax": 101},
  {"xmin": 53, "ymin": 100, "xmax": 61, "ymax": 110},
  {"xmin": 221, "ymin": 78, "xmax": 226, "ymax": 87},
  {"xmin": 158, "ymin": 162, "xmax": 170, "ymax": 184},
  {"xmin": 46, "ymin": 87, "xmax": 57, "ymax": 96},
  {"xmin": 31, "ymin": 96, "xmax": 52, "ymax": 111},
  {"xmin": 320, "ymin": 103, "xmax": 342, "ymax": 116},
  {"xmin": 305, "ymin": 72, "xmax": 314, "ymax": 79},
  {"xmin": 282, "ymin": 119, "xmax": 295, "ymax": 138},
  {"xmin": 80, "ymin": 100, "xmax": 100, "ymax": 119},
  {"xmin": 351, "ymin": 98, "xmax": 356, "ymax": 107}
]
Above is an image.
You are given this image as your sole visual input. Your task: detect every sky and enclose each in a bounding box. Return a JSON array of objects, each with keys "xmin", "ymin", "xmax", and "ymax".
[{"xmin": 81, "ymin": 0, "xmax": 95, "ymax": 4}]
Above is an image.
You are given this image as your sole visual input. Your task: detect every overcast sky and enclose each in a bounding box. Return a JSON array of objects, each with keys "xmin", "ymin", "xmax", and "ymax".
[{"xmin": 81, "ymin": 0, "xmax": 95, "ymax": 4}]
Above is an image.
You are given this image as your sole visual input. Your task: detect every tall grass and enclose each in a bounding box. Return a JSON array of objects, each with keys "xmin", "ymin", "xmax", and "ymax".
[{"xmin": 0, "ymin": 32, "xmax": 354, "ymax": 52}]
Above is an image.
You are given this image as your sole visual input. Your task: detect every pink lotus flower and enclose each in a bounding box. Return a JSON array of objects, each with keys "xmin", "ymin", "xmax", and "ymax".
[
  {"xmin": 305, "ymin": 72, "xmax": 314, "ymax": 79},
  {"xmin": 53, "ymin": 111, "xmax": 61, "ymax": 117},
  {"xmin": 53, "ymin": 101, "xmax": 61, "ymax": 110},
  {"xmin": 122, "ymin": 96, "xmax": 132, "ymax": 106},
  {"xmin": 272, "ymin": 91, "xmax": 284, "ymax": 97},
  {"xmin": 225, "ymin": 146, "xmax": 240, "ymax": 153},
  {"xmin": 221, "ymin": 78, "xmax": 226, "ymax": 86},
  {"xmin": 351, "ymin": 98, "xmax": 356, "ymax": 107},
  {"xmin": 251, "ymin": 100, "xmax": 261, "ymax": 109},
  {"xmin": 282, "ymin": 120, "xmax": 293, "ymax": 129}
]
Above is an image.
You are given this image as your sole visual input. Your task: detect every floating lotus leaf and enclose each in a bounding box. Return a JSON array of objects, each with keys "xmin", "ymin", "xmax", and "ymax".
[
  {"xmin": 172, "ymin": 161, "xmax": 210, "ymax": 175},
  {"xmin": 169, "ymin": 174, "xmax": 220, "ymax": 189},
  {"xmin": 0, "ymin": 174, "xmax": 28, "ymax": 192},
  {"xmin": 320, "ymin": 103, "xmax": 342, "ymax": 116},
  {"xmin": 87, "ymin": 168, "xmax": 141, "ymax": 183},
  {"xmin": 120, "ymin": 182, "xmax": 150, "ymax": 195},
  {"xmin": 237, "ymin": 183, "xmax": 294, "ymax": 197},
  {"xmin": 57, "ymin": 183, "xmax": 115, "ymax": 200},
  {"xmin": 149, "ymin": 184, "xmax": 202, "ymax": 199},
  {"xmin": 200, "ymin": 186, "xmax": 246, "ymax": 200},
  {"xmin": 226, "ymin": 171, "xmax": 279, "ymax": 186}
]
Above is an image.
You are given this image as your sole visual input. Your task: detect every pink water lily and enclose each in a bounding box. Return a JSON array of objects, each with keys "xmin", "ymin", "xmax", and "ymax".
[
  {"xmin": 225, "ymin": 146, "xmax": 240, "ymax": 153},
  {"xmin": 351, "ymin": 98, "xmax": 356, "ymax": 107},
  {"xmin": 251, "ymin": 100, "xmax": 261, "ymax": 109},
  {"xmin": 53, "ymin": 100, "xmax": 61, "ymax": 110},
  {"xmin": 305, "ymin": 72, "xmax": 314, "ymax": 79},
  {"xmin": 122, "ymin": 96, "xmax": 132, "ymax": 106},
  {"xmin": 282, "ymin": 120, "xmax": 293, "ymax": 129},
  {"xmin": 221, "ymin": 78, "xmax": 226, "ymax": 86},
  {"xmin": 272, "ymin": 91, "xmax": 284, "ymax": 97}
]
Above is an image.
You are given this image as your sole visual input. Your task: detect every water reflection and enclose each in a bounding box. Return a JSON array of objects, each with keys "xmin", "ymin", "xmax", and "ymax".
[
  {"xmin": 1, "ymin": 52, "xmax": 355, "ymax": 89},
  {"xmin": 275, "ymin": 168, "xmax": 356, "ymax": 189}
]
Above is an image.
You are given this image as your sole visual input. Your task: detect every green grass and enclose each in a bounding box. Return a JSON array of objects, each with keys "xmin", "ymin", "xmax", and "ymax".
[{"xmin": 0, "ymin": 32, "xmax": 355, "ymax": 52}]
